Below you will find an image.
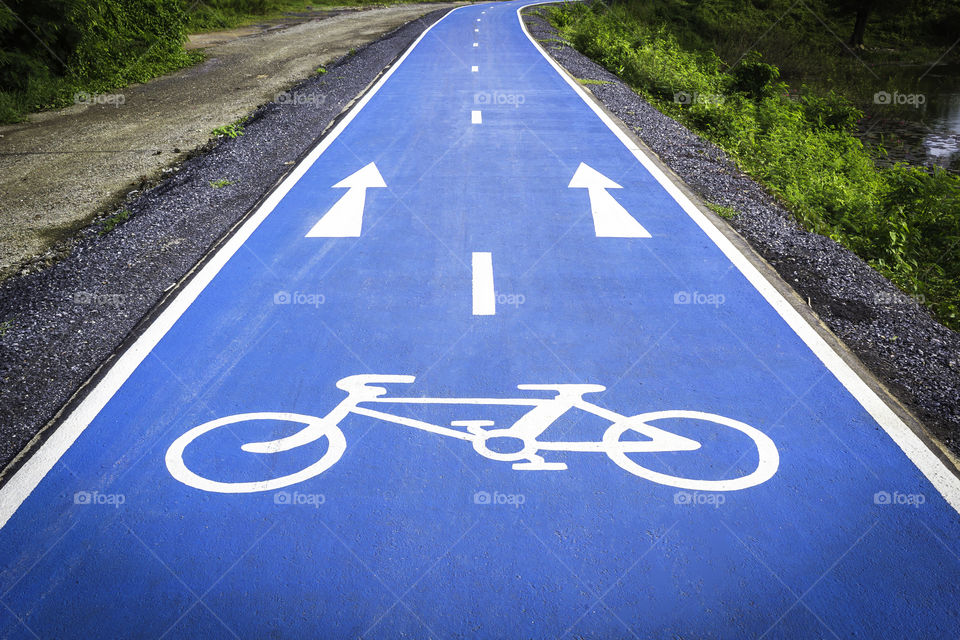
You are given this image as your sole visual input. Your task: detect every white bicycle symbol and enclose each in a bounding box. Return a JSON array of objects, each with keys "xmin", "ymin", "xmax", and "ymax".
[{"xmin": 166, "ymin": 374, "xmax": 779, "ymax": 493}]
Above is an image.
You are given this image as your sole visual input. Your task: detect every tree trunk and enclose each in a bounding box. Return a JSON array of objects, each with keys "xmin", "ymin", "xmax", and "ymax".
[{"xmin": 849, "ymin": 4, "xmax": 870, "ymax": 48}]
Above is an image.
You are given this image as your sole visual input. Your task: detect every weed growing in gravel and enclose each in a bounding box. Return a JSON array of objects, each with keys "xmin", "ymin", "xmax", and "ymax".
[
  {"xmin": 99, "ymin": 209, "xmax": 131, "ymax": 236},
  {"xmin": 316, "ymin": 66, "xmax": 327, "ymax": 75},
  {"xmin": 211, "ymin": 116, "xmax": 249, "ymax": 139},
  {"xmin": 210, "ymin": 179, "xmax": 234, "ymax": 188},
  {"xmin": 0, "ymin": 319, "xmax": 12, "ymax": 338},
  {"xmin": 548, "ymin": 3, "xmax": 960, "ymax": 330},
  {"xmin": 577, "ymin": 78, "xmax": 613, "ymax": 86},
  {"xmin": 707, "ymin": 204, "xmax": 740, "ymax": 219}
]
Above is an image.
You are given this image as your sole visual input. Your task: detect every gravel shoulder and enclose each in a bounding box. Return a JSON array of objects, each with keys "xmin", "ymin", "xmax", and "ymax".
[
  {"xmin": 0, "ymin": 7, "xmax": 455, "ymax": 473},
  {"xmin": 0, "ymin": 2, "xmax": 460, "ymax": 281},
  {"xmin": 522, "ymin": 11, "xmax": 960, "ymax": 459}
]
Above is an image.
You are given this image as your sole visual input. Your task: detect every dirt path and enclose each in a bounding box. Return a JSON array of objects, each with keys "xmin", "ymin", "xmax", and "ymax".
[{"xmin": 0, "ymin": 3, "xmax": 459, "ymax": 280}]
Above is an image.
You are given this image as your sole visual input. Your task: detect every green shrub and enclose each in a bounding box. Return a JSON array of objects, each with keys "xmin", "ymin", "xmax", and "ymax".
[
  {"xmin": 729, "ymin": 52, "xmax": 783, "ymax": 100},
  {"xmin": 0, "ymin": 0, "xmax": 196, "ymax": 122}
]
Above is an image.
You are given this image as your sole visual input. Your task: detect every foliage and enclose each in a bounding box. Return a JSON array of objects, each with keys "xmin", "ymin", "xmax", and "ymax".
[
  {"xmin": 0, "ymin": 0, "xmax": 198, "ymax": 123},
  {"xmin": 0, "ymin": 0, "xmax": 441, "ymax": 122},
  {"xmin": 549, "ymin": 1, "xmax": 960, "ymax": 328},
  {"xmin": 211, "ymin": 116, "xmax": 248, "ymax": 138},
  {"xmin": 99, "ymin": 209, "xmax": 131, "ymax": 235}
]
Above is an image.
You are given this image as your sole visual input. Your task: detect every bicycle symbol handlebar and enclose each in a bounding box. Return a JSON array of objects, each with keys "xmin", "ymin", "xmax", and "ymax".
[{"xmin": 165, "ymin": 374, "xmax": 779, "ymax": 493}]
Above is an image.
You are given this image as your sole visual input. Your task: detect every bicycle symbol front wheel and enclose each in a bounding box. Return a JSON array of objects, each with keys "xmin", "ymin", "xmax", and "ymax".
[
  {"xmin": 602, "ymin": 410, "xmax": 779, "ymax": 491},
  {"xmin": 165, "ymin": 412, "xmax": 346, "ymax": 493}
]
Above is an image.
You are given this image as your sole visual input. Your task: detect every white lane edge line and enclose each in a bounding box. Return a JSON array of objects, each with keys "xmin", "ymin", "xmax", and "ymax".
[
  {"xmin": 471, "ymin": 110, "xmax": 482, "ymax": 124},
  {"xmin": 472, "ymin": 252, "xmax": 495, "ymax": 316},
  {"xmin": 0, "ymin": 5, "xmax": 469, "ymax": 530},
  {"xmin": 517, "ymin": 1, "xmax": 960, "ymax": 514}
]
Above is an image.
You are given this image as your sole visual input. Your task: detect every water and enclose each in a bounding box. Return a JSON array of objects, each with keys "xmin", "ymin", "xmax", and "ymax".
[{"xmin": 856, "ymin": 63, "xmax": 960, "ymax": 172}]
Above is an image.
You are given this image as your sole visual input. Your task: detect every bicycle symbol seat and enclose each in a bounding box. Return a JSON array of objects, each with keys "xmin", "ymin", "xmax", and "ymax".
[{"xmin": 165, "ymin": 374, "xmax": 779, "ymax": 493}]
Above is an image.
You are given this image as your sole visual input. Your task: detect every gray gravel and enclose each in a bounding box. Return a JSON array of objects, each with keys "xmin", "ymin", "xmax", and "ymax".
[
  {"xmin": 0, "ymin": 9, "xmax": 451, "ymax": 474},
  {"xmin": 523, "ymin": 11, "xmax": 960, "ymax": 455}
]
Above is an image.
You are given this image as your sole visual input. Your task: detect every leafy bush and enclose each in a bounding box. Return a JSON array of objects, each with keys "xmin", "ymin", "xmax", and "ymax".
[
  {"xmin": 729, "ymin": 52, "xmax": 783, "ymax": 100},
  {"xmin": 0, "ymin": 0, "xmax": 197, "ymax": 122},
  {"xmin": 549, "ymin": 2, "xmax": 960, "ymax": 329}
]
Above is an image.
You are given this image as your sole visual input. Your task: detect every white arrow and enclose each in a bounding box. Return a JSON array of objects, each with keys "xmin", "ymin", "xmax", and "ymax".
[
  {"xmin": 305, "ymin": 162, "xmax": 386, "ymax": 237},
  {"xmin": 568, "ymin": 162, "xmax": 651, "ymax": 238}
]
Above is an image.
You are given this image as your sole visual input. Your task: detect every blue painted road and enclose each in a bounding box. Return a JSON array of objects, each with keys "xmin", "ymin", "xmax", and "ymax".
[{"xmin": 3, "ymin": 2, "xmax": 960, "ymax": 638}]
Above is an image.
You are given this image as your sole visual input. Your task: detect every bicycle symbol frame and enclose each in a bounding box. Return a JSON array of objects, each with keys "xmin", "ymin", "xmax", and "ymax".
[{"xmin": 166, "ymin": 374, "xmax": 779, "ymax": 493}]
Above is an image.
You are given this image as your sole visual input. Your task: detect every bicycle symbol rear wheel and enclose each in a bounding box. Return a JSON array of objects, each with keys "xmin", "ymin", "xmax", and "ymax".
[
  {"xmin": 165, "ymin": 412, "xmax": 346, "ymax": 493},
  {"xmin": 602, "ymin": 410, "xmax": 779, "ymax": 491}
]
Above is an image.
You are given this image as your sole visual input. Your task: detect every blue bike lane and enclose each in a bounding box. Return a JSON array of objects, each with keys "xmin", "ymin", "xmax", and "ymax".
[{"xmin": 2, "ymin": 2, "xmax": 960, "ymax": 638}]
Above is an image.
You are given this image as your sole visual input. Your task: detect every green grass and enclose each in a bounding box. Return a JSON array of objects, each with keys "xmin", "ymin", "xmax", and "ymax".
[
  {"xmin": 707, "ymin": 203, "xmax": 740, "ymax": 219},
  {"xmin": 581, "ymin": 0, "xmax": 960, "ymax": 112},
  {"xmin": 99, "ymin": 209, "xmax": 131, "ymax": 235},
  {"xmin": 0, "ymin": 0, "xmax": 202, "ymax": 124},
  {"xmin": 577, "ymin": 78, "xmax": 613, "ymax": 85},
  {"xmin": 547, "ymin": 2, "xmax": 960, "ymax": 330},
  {"xmin": 211, "ymin": 116, "xmax": 249, "ymax": 139},
  {"xmin": 210, "ymin": 179, "xmax": 234, "ymax": 188}
]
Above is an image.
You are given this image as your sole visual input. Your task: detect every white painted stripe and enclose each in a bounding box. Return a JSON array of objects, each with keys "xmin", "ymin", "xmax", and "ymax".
[
  {"xmin": 0, "ymin": 5, "xmax": 470, "ymax": 530},
  {"xmin": 471, "ymin": 110, "xmax": 482, "ymax": 124},
  {"xmin": 517, "ymin": 1, "xmax": 960, "ymax": 513},
  {"xmin": 475, "ymin": 28, "xmax": 479, "ymax": 32},
  {"xmin": 473, "ymin": 42, "xmax": 478, "ymax": 47},
  {"xmin": 471, "ymin": 65, "xmax": 479, "ymax": 72},
  {"xmin": 472, "ymin": 252, "xmax": 495, "ymax": 316}
]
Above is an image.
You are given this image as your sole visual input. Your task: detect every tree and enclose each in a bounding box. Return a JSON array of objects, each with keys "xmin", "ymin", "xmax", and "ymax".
[
  {"xmin": 848, "ymin": 0, "xmax": 871, "ymax": 48},
  {"xmin": 833, "ymin": 0, "xmax": 911, "ymax": 49}
]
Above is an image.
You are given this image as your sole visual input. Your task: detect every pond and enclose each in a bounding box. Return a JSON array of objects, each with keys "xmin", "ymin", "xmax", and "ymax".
[{"xmin": 856, "ymin": 63, "xmax": 960, "ymax": 172}]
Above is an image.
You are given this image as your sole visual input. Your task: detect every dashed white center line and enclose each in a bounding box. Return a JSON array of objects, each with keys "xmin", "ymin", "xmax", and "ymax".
[
  {"xmin": 473, "ymin": 42, "xmax": 478, "ymax": 47},
  {"xmin": 475, "ymin": 28, "xmax": 479, "ymax": 32},
  {"xmin": 471, "ymin": 65, "xmax": 479, "ymax": 72},
  {"xmin": 472, "ymin": 252, "xmax": 495, "ymax": 316},
  {"xmin": 471, "ymin": 110, "xmax": 482, "ymax": 124}
]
